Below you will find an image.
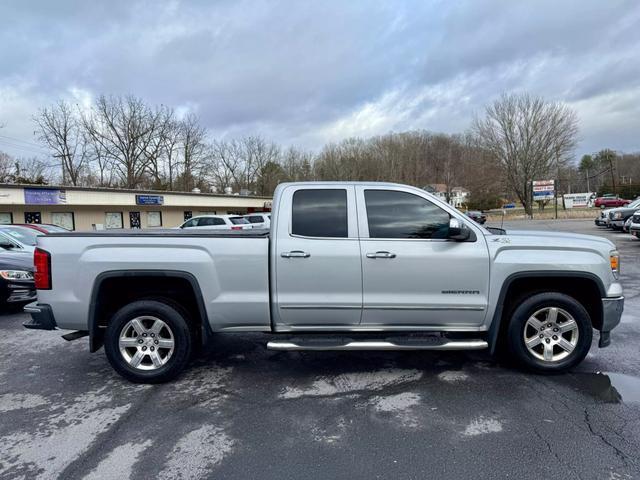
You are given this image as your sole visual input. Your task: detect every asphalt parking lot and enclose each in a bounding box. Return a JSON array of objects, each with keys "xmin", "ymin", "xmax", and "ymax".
[{"xmin": 1, "ymin": 218, "xmax": 640, "ymax": 480}]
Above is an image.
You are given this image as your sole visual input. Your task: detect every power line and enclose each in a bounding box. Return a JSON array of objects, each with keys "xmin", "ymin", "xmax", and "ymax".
[
  {"xmin": 0, "ymin": 134, "xmax": 44, "ymax": 149},
  {"xmin": 0, "ymin": 139, "xmax": 49, "ymax": 156}
]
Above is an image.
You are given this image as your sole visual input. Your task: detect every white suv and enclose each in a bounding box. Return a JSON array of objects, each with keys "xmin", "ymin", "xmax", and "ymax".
[
  {"xmin": 243, "ymin": 213, "xmax": 271, "ymax": 229},
  {"xmin": 179, "ymin": 215, "xmax": 251, "ymax": 230}
]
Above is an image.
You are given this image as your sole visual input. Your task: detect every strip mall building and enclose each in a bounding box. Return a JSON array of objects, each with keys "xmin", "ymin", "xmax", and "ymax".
[{"xmin": 0, "ymin": 184, "xmax": 272, "ymax": 231}]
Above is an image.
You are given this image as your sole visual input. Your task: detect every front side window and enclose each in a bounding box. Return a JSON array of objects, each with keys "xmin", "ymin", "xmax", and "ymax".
[
  {"xmin": 246, "ymin": 216, "xmax": 263, "ymax": 224},
  {"xmin": 365, "ymin": 190, "xmax": 449, "ymax": 239},
  {"xmin": 292, "ymin": 189, "xmax": 348, "ymax": 238}
]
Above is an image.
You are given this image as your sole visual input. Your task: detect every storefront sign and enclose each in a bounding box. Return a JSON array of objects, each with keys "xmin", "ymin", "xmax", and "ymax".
[
  {"xmin": 135, "ymin": 194, "xmax": 164, "ymax": 205},
  {"xmin": 24, "ymin": 188, "xmax": 67, "ymax": 205},
  {"xmin": 532, "ymin": 180, "xmax": 555, "ymax": 201}
]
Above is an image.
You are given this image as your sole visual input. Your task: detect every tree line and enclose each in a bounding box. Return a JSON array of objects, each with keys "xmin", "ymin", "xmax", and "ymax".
[{"xmin": 1, "ymin": 92, "xmax": 637, "ymax": 212}]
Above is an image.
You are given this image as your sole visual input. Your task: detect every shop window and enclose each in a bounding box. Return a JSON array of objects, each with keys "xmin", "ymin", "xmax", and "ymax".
[
  {"xmin": 105, "ymin": 212, "xmax": 124, "ymax": 229},
  {"xmin": 147, "ymin": 211, "xmax": 162, "ymax": 227},
  {"xmin": 129, "ymin": 212, "xmax": 141, "ymax": 229},
  {"xmin": 25, "ymin": 212, "xmax": 42, "ymax": 224},
  {"xmin": 184, "ymin": 211, "xmax": 193, "ymax": 221},
  {"xmin": 0, "ymin": 212, "xmax": 12, "ymax": 224},
  {"xmin": 51, "ymin": 212, "xmax": 75, "ymax": 230}
]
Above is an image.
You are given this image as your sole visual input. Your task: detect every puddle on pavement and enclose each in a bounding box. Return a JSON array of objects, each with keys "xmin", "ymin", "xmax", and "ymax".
[{"xmin": 572, "ymin": 372, "xmax": 640, "ymax": 404}]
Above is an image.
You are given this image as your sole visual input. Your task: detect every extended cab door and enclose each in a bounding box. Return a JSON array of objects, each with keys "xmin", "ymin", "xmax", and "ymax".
[
  {"xmin": 356, "ymin": 185, "xmax": 490, "ymax": 328},
  {"xmin": 272, "ymin": 185, "xmax": 362, "ymax": 329}
]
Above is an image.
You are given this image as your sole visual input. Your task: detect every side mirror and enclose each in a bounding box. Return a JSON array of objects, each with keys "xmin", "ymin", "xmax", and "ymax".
[{"xmin": 448, "ymin": 217, "xmax": 471, "ymax": 241}]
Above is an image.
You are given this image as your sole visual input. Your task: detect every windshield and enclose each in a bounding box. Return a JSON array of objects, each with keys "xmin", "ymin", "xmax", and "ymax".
[
  {"xmin": 0, "ymin": 226, "xmax": 42, "ymax": 246},
  {"xmin": 628, "ymin": 198, "xmax": 640, "ymax": 208}
]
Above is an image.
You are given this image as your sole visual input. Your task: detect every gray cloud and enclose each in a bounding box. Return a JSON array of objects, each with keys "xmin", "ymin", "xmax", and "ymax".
[{"xmin": 0, "ymin": 0, "xmax": 639, "ymax": 159}]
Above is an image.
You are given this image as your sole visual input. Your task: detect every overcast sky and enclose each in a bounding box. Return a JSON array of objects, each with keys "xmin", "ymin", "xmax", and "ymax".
[{"xmin": 0, "ymin": 0, "xmax": 639, "ymax": 161}]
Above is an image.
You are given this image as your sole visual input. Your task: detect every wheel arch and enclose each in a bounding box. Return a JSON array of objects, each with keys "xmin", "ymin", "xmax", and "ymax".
[
  {"xmin": 488, "ymin": 271, "xmax": 605, "ymax": 354},
  {"xmin": 89, "ymin": 270, "xmax": 211, "ymax": 353}
]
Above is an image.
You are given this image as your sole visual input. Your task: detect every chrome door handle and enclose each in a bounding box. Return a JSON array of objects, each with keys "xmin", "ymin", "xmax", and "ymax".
[
  {"xmin": 366, "ymin": 251, "xmax": 396, "ymax": 259},
  {"xmin": 281, "ymin": 250, "xmax": 311, "ymax": 258}
]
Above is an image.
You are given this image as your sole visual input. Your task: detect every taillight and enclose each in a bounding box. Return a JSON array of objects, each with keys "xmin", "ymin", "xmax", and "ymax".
[
  {"xmin": 34, "ymin": 248, "xmax": 51, "ymax": 290},
  {"xmin": 231, "ymin": 226, "xmax": 242, "ymax": 230}
]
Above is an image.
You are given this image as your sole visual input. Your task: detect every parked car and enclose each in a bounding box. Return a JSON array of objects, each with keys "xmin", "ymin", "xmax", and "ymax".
[
  {"xmin": 243, "ymin": 213, "xmax": 271, "ymax": 229},
  {"xmin": 178, "ymin": 215, "xmax": 251, "ymax": 230},
  {"xmin": 595, "ymin": 208, "xmax": 613, "ymax": 227},
  {"xmin": 25, "ymin": 181, "xmax": 624, "ymax": 383},
  {"xmin": 628, "ymin": 212, "xmax": 640, "ymax": 239},
  {"xmin": 594, "ymin": 195, "xmax": 631, "ymax": 208},
  {"xmin": 0, "ymin": 251, "xmax": 35, "ymax": 306},
  {"xmin": 13, "ymin": 223, "xmax": 70, "ymax": 234},
  {"xmin": 0, "ymin": 228, "xmax": 41, "ymax": 253},
  {"xmin": 465, "ymin": 211, "xmax": 486, "ymax": 224},
  {"xmin": 623, "ymin": 217, "xmax": 633, "ymax": 233},
  {"xmin": 605, "ymin": 198, "xmax": 640, "ymax": 230}
]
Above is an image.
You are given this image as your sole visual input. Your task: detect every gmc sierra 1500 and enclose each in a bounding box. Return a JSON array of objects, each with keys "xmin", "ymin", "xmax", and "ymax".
[{"xmin": 24, "ymin": 182, "xmax": 624, "ymax": 383}]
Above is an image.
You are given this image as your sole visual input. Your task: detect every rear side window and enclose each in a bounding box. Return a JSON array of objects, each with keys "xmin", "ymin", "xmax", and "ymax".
[
  {"xmin": 292, "ymin": 189, "xmax": 348, "ymax": 238},
  {"xmin": 198, "ymin": 217, "xmax": 225, "ymax": 226},
  {"xmin": 365, "ymin": 190, "xmax": 449, "ymax": 239},
  {"xmin": 229, "ymin": 217, "xmax": 249, "ymax": 225}
]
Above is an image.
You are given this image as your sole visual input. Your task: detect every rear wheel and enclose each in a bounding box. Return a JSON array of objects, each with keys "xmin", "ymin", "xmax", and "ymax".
[
  {"xmin": 506, "ymin": 292, "xmax": 592, "ymax": 373},
  {"xmin": 104, "ymin": 300, "xmax": 192, "ymax": 383}
]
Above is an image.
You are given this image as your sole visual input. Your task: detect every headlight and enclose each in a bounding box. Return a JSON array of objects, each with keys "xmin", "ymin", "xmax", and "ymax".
[
  {"xmin": 613, "ymin": 212, "xmax": 622, "ymax": 219},
  {"xmin": 0, "ymin": 270, "xmax": 34, "ymax": 280},
  {"xmin": 610, "ymin": 251, "xmax": 620, "ymax": 279}
]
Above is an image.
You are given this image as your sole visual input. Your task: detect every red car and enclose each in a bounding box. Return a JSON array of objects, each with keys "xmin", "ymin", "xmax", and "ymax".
[
  {"xmin": 11, "ymin": 223, "xmax": 69, "ymax": 233},
  {"xmin": 594, "ymin": 195, "xmax": 631, "ymax": 208}
]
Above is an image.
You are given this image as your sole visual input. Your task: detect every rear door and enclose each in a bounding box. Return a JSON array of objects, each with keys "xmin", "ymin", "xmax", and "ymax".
[
  {"xmin": 356, "ymin": 185, "xmax": 490, "ymax": 328},
  {"xmin": 273, "ymin": 185, "xmax": 362, "ymax": 329}
]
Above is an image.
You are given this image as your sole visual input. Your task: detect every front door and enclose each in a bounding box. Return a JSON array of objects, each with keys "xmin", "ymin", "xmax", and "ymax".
[
  {"xmin": 129, "ymin": 211, "xmax": 141, "ymax": 229},
  {"xmin": 274, "ymin": 186, "xmax": 362, "ymax": 329},
  {"xmin": 357, "ymin": 186, "xmax": 490, "ymax": 328}
]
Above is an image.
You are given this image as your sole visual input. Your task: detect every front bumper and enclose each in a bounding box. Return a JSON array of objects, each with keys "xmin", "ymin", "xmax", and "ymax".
[
  {"xmin": 595, "ymin": 218, "xmax": 607, "ymax": 226},
  {"xmin": 23, "ymin": 302, "xmax": 57, "ymax": 330},
  {"xmin": 599, "ymin": 296, "xmax": 624, "ymax": 347},
  {"xmin": 610, "ymin": 219, "xmax": 625, "ymax": 228},
  {"xmin": 6, "ymin": 282, "xmax": 36, "ymax": 303}
]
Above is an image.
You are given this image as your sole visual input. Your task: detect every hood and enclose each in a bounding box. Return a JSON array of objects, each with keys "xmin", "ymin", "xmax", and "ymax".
[
  {"xmin": 0, "ymin": 251, "xmax": 34, "ymax": 271},
  {"xmin": 499, "ymin": 229, "xmax": 615, "ymax": 250}
]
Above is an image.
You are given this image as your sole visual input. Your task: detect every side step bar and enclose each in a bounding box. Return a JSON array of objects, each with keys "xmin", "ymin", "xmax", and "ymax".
[{"xmin": 267, "ymin": 337, "xmax": 488, "ymax": 351}]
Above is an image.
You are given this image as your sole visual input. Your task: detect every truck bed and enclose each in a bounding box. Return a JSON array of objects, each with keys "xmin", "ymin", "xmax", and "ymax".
[
  {"xmin": 35, "ymin": 229, "xmax": 271, "ymax": 332},
  {"xmin": 46, "ymin": 228, "xmax": 270, "ymax": 237}
]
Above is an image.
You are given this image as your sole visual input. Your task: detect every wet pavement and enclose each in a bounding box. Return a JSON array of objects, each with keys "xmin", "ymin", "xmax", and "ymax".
[{"xmin": 1, "ymin": 218, "xmax": 640, "ymax": 479}]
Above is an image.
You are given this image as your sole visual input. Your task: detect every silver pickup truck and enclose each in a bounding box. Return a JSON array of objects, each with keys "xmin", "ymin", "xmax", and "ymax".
[{"xmin": 24, "ymin": 182, "xmax": 624, "ymax": 383}]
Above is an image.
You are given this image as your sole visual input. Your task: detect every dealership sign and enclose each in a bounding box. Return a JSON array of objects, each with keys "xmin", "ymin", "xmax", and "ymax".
[
  {"xmin": 24, "ymin": 188, "xmax": 67, "ymax": 205},
  {"xmin": 135, "ymin": 194, "xmax": 164, "ymax": 205},
  {"xmin": 563, "ymin": 192, "xmax": 594, "ymax": 208},
  {"xmin": 532, "ymin": 180, "xmax": 555, "ymax": 201}
]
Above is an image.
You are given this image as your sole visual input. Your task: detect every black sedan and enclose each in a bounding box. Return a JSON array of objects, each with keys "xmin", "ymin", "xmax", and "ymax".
[
  {"xmin": 465, "ymin": 210, "xmax": 487, "ymax": 224},
  {"xmin": 0, "ymin": 251, "xmax": 36, "ymax": 308}
]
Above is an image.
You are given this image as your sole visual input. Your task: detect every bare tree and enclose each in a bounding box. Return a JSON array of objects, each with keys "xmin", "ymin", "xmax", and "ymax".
[
  {"xmin": 0, "ymin": 151, "xmax": 13, "ymax": 182},
  {"xmin": 34, "ymin": 101, "xmax": 89, "ymax": 185},
  {"xmin": 179, "ymin": 113, "xmax": 207, "ymax": 191},
  {"xmin": 82, "ymin": 95, "xmax": 168, "ymax": 188},
  {"xmin": 473, "ymin": 93, "xmax": 578, "ymax": 215}
]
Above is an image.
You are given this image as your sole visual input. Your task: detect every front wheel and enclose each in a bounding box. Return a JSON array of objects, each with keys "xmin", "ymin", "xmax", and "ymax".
[
  {"xmin": 506, "ymin": 292, "xmax": 592, "ymax": 373},
  {"xmin": 104, "ymin": 300, "xmax": 193, "ymax": 383}
]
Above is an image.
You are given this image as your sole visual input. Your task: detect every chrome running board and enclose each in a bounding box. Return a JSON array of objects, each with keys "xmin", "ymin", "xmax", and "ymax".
[{"xmin": 267, "ymin": 337, "xmax": 488, "ymax": 351}]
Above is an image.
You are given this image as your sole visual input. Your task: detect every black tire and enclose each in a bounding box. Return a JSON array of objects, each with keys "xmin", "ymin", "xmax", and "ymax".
[
  {"xmin": 506, "ymin": 292, "xmax": 592, "ymax": 373},
  {"xmin": 104, "ymin": 300, "xmax": 192, "ymax": 383}
]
